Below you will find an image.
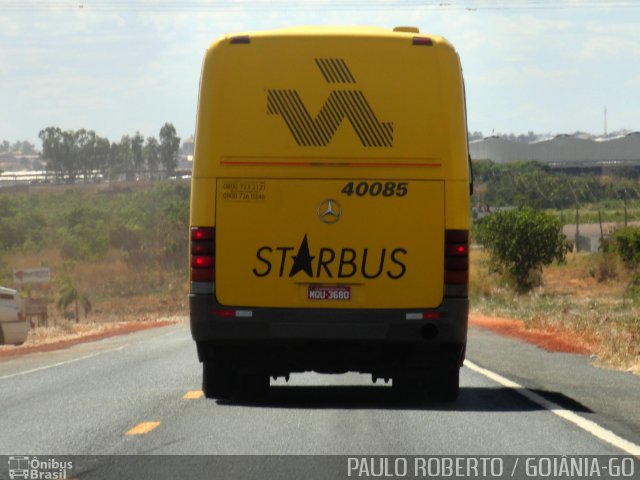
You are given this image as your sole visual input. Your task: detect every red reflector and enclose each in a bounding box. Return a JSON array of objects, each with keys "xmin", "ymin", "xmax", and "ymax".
[
  {"xmin": 445, "ymin": 230, "xmax": 469, "ymax": 243},
  {"xmin": 444, "ymin": 230, "xmax": 469, "ymax": 293},
  {"xmin": 211, "ymin": 309, "xmax": 236, "ymax": 317},
  {"xmin": 192, "ymin": 255, "xmax": 213, "ymax": 268},
  {"xmin": 191, "ymin": 227, "xmax": 214, "ymax": 241},
  {"xmin": 445, "ymin": 271, "xmax": 469, "ymax": 284},
  {"xmin": 412, "ymin": 37, "xmax": 433, "ymax": 46},
  {"xmin": 191, "ymin": 226, "xmax": 215, "ymax": 283},
  {"xmin": 422, "ymin": 312, "xmax": 441, "ymax": 320},
  {"xmin": 192, "ymin": 242, "xmax": 213, "ymax": 254},
  {"xmin": 445, "ymin": 256, "xmax": 469, "ymax": 271},
  {"xmin": 445, "ymin": 244, "xmax": 468, "ymax": 256},
  {"xmin": 191, "ymin": 269, "xmax": 215, "ymax": 282}
]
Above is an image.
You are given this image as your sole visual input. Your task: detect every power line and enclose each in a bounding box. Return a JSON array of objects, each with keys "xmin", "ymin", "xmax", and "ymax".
[{"xmin": 1, "ymin": 0, "xmax": 639, "ymax": 12}]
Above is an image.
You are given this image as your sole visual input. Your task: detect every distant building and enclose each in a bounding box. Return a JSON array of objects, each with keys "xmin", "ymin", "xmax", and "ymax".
[
  {"xmin": 178, "ymin": 135, "xmax": 195, "ymax": 171},
  {"xmin": 0, "ymin": 152, "xmax": 42, "ymax": 173},
  {"xmin": 182, "ymin": 136, "xmax": 195, "ymax": 157},
  {"xmin": 470, "ymin": 132, "xmax": 640, "ymax": 173}
]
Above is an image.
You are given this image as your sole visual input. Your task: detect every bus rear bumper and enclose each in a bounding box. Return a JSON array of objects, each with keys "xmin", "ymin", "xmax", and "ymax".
[
  {"xmin": 189, "ymin": 294, "xmax": 468, "ymax": 375},
  {"xmin": 190, "ymin": 294, "xmax": 466, "ymax": 342}
]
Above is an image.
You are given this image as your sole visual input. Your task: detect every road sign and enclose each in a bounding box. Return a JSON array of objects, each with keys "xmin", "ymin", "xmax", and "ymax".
[{"xmin": 13, "ymin": 267, "xmax": 51, "ymax": 284}]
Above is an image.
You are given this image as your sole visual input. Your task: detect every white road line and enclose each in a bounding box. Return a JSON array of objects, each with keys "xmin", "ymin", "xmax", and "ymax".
[
  {"xmin": 465, "ymin": 359, "xmax": 640, "ymax": 457},
  {"xmin": 0, "ymin": 344, "xmax": 131, "ymax": 380},
  {"xmin": 0, "ymin": 327, "xmax": 181, "ymax": 381}
]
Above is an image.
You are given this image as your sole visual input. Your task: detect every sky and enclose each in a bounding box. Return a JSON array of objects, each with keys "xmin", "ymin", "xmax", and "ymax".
[{"xmin": 1, "ymin": 0, "xmax": 639, "ymax": 146}]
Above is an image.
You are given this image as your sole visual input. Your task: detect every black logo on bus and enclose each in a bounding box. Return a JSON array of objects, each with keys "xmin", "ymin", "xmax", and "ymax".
[
  {"xmin": 266, "ymin": 59, "xmax": 394, "ymax": 148},
  {"xmin": 252, "ymin": 234, "xmax": 407, "ymax": 280}
]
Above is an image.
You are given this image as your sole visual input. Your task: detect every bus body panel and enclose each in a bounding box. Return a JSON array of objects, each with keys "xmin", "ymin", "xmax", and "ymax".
[
  {"xmin": 193, "ymin": 27, "xmax": 468, "ymax": 182},
  {"xmin": 215, "ymin": 178, "xmax": 444, "ymax": 308},
  {"xmin": 189, "ymin": 26, "xmax": 470, "ymax": 399}
]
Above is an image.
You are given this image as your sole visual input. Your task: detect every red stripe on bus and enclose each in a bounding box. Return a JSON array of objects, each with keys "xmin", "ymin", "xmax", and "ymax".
[{"xmin": 220, "ymin": 160, "xmax": 441, "ymax": 168}]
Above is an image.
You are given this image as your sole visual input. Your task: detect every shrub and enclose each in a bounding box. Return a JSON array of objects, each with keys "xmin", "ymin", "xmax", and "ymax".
[
  {"xmin": 476, "ymin": 207, "xmax": 571, "ymax": 293},
  {"xmin": 611, "ymin": 226, "xmax": 640, "ymax": 271}
]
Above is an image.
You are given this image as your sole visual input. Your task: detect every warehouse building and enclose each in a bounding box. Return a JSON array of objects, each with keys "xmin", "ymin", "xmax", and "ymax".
[{"xmin": 470, "ymin": 132, "xmax": 640, "ymax": 174}]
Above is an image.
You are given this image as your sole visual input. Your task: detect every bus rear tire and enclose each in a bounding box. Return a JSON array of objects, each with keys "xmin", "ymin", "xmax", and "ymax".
[
  {"xmin": 392, "ymin": 375, "xmax": 425, "ymax": 402},
  {"xmin": 428, "ymin": 367, "xmax": 460, "ymax": 402},
  {"xmin": 236, "ymin": 373, "xmax": 269, "ymax": 400},
  {"xmin": 202, "ymin": 360, "xmax": 234, "ymax": 399}
]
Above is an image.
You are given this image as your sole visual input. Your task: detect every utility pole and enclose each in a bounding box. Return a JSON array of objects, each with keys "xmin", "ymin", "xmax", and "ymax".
[
  {"xmin": 604, "ymin": 106, "xmax": 608, "ymax": 136},
  {"xmin": 575, "ymin": 204, "xmax": 580, "ymax": 253}
]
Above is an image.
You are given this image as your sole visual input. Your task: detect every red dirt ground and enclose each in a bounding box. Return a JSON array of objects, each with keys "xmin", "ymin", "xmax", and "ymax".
[
  {"xmin": 469, "ymin": 314, "xmax": 596, "ymax": 355},
  {"xmin": 0, "ymin": 315, "xmax": 595, "ymax": 360}
]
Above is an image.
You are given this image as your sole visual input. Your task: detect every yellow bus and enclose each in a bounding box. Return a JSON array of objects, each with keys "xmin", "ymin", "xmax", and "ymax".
[{"xmin": 189, "ymin": 26, "xmax": 471, "ymax": 401}]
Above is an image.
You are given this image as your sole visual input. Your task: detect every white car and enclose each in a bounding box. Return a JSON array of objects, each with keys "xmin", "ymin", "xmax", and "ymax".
[{"xmin": 0, "ymin": 286, "xmax": 29, "ymax": 345}]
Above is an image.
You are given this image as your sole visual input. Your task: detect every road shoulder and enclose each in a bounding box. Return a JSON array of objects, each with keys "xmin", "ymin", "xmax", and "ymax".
[{"xmin": 467, "ymin": 324, "xmax": 640, "ymax": 448}]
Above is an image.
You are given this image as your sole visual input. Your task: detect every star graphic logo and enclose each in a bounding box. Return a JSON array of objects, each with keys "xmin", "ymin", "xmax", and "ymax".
[{"xmin": 289, "ymin": 234, "xmax": 315, "ymax": 277}]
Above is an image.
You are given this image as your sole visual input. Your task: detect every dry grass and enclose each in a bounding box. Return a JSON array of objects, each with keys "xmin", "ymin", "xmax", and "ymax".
[
  {"xmin": 6, "ymin": 248, "xmax": 188, "ymax": 304},
  {"xmin": 1, "ymin": 247, "xmax": 189, "ymax": 353},
  {"xmin": 4, "ymin": 242, "xmax": 638, "ymax": 374},
  {"xmin": 470, "ymin": 248, "xmax": 640, "ymax": 374},
  {"xmin": 0, "ymin": 315, "xmax": 186, "ymax": 357},
  {"xmin": 22, "ymin": 315, "xmax": 185, "ymax": 347}
]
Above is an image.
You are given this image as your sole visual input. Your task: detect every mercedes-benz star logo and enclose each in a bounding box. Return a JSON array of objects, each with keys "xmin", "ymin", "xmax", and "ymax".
[{"xmin": 317, "ymin": 199, "xmax": 342, "ymax": 224}]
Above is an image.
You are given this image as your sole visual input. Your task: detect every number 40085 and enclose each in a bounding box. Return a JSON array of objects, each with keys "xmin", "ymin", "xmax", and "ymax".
[{"xmin": 340, "ymin": 181, "xmax": 408, "ymax": 197}]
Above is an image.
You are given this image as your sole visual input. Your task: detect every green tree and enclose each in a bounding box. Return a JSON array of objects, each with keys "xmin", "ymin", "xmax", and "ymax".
[
  {"xmin": 116, "ymin": 182, "xmax": 189, "ymax": 271},
  {"xmin": 131, "ymin": 131, "xmax": 145, "ymax": 177},
  {"xmin": 476, "ymin": 208, "xmax": 571, "ymax": 292},
  {"xmin": 0, "ymin": 197, "xmax": 24, "ymax": 251},
  {"xmin": 61, "ymin": 130, "xmax": 80, "ymax": 182},
  {"xmin": 39, "ymin": 126, "xmax": 65, "ymax": 178},
  {"xmin": 93, "ymin": 135, "xmax": 111, "ymax": 179},
  {"xmin": 109, "ymin": 135, "xmax": 134, "ymax": 180},
  {"xmin": 144, "ymin": 137, "xmax": 160, "ymax": 179},
  {"xmin": 58, "ymin": 205, "xmax": 109, "ymax": 260},
  {"xmin": 611, "ymin": 227, "xmax": 640, "ymax": 271},
  {"xmin": 57, "ymin": 276, "xmax": 91, "ymax": 322},
  {"xmin": 21, "ymin": 141, "xmax": 36, "ymax": 154},
  {"xmin": 469, "ymin": 160, "xmax": 620, "ymax": 210},
  {"xmin": 159, "ymin": 123, "xmax": 180, "ymax": 176},
  {"xmin": 9, "ymin": 140, "xmax": 36, "ymax": 154},
  {"xmin": 76, "ymin": 129, "xmax": 95, "ymax": 182}
]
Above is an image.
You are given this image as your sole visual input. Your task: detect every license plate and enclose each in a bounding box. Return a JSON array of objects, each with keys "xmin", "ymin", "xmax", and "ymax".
[{"xmin": 307, "ymin": 285, "xmax": 351, "ymax": 301}]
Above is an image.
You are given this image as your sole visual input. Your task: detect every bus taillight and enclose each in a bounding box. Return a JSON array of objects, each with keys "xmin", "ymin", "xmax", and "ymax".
[
  {"xmin": 444, "ymin": 229, "xmax": 469, "ymax": 297},
  {"xmin": 191, "ymin": 227, "xmax": 215, "ymax": 282}
]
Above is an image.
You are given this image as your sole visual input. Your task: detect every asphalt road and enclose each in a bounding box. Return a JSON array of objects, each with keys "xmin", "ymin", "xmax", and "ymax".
[{"xmin": 0, "ymin": 323, "xmax": 638, "ymax": 479}]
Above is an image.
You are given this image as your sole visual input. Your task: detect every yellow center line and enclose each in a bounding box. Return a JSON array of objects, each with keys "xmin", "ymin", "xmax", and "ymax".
[
  {"xmin": 125, "ymin": 421, "xmax": 160, "ymax": 436},
  {"xmin": 182, "ymin": 390, "xmax": 204, "ymax": 400}
]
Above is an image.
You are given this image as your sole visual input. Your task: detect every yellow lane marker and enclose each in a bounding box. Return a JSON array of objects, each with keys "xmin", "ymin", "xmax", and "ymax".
[
  {"xmin": 125, "ymin": 421, "xmax": 160, "ymax": 436},
  {"xmin": 182, "ymin": 390, "xmax": 204, "ymax": 400}
]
